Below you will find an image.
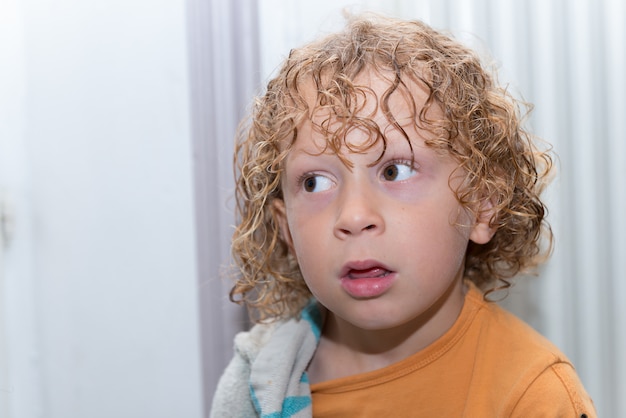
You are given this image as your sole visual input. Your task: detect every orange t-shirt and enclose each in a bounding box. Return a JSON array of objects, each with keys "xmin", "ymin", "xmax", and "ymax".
[{"xmin": 310, "ymin": 284, "xmax": 596, "ymax": 417}]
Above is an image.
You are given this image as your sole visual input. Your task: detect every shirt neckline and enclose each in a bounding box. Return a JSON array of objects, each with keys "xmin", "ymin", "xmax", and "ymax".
[{"xmin": 310, "ymin": 282, "xmax": 485, "ymax": 393}]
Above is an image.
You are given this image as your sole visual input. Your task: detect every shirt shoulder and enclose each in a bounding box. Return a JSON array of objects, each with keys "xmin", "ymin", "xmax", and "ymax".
[
  {"xmin": 466, "ymin": 286, "xmax": 568, "ymax": 365},
  {"xmin": 511, "ymin": 361, "xmax": 597, "ymax": 417},
  {"xmin": 464, "ymin": 287, "xmax": 596, "ymax": 416}
]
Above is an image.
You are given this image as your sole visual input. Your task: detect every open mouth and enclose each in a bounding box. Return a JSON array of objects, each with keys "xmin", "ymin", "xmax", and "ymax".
[
  {"xmin": 346, "ymin": 266, "xmax": 392, "ymax": 280},
  {"xmin": 340, "ymin": 261, "xmax": 396, "ymax": 298},
  {"xmin": 340, "ymin": 260, "xmax": 393, "ymax": 279}
]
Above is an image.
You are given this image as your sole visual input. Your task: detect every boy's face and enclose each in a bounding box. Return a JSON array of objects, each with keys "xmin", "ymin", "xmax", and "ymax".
[{"xmin": 273, "ymin": 71, "xmax": 494, "ymax": 335}]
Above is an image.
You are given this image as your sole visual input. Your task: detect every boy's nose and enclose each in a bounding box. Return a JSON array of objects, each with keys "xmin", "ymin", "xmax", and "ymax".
[{"xmin": 333, "ymin": 184, "xmax": 384, "ymax": 239}]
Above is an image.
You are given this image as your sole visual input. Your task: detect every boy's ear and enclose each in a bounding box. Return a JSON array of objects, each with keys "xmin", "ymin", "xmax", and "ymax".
[
  {"xmin": 469, "ymin": 199, "xmax": 497, "ymax": 245},
  {"xmin": 272, "ymin": 199, "xmax": 294, "ymax": 252}
]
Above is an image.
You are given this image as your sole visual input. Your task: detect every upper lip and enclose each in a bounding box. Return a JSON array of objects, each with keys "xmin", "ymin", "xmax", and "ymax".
[{"xmin": 339, "ymin": 259, "xmax": 393, "ymax": 278}]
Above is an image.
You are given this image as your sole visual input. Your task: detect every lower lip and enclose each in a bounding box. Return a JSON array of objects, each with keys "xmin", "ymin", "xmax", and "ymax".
[{"xmin": 340, "ymin": 274, "xmax": 396, "ymax": 298}]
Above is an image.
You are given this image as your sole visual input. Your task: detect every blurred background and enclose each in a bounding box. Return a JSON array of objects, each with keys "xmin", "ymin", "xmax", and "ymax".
[{"xmin": 0, "ymin": 0, "xmax": 623, "ymax": 417}]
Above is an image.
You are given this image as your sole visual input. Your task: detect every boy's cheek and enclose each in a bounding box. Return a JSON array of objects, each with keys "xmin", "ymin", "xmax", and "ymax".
[{"xmin": 271, "ymin": 198, "xmax": 295, "ymax": 252}]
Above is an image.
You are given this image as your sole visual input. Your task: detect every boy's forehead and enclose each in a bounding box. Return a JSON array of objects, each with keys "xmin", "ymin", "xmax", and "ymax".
[
  {"xmin": 293, "ymin": 69, "xmax": 440, "ymax": 151},
  {"xmin": 299, "ymin": 68, "xmax": 433, "ymax": 121}
]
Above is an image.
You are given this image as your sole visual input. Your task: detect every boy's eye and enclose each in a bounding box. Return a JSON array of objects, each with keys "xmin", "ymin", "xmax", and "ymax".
[
  {"xmin": 302, "ymin": 174, "xmax": 333, "ymax": 193},
  {"xmin": 382, "ymin": 163, "xmax": 415, "ymax": 181}
]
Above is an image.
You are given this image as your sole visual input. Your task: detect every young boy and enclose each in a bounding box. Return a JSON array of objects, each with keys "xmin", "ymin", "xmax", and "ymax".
[{"xmin": 211, "ymin": 14, "xmax": 596, "ymax": 417}]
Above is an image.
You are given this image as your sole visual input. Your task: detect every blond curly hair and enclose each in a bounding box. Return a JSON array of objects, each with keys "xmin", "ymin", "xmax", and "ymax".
[{"xmin": 230, "ymin": 14, "xmax": 553, "ymax": 322}]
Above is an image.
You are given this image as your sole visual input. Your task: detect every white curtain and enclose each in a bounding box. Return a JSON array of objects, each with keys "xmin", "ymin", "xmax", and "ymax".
[
  {"xmin": 198, "ymin": 0, "xmax": 625, "ymax": 416},
  {"xmin": 187, "ymin": 0, "xmax": 259, "ymax": 413}
]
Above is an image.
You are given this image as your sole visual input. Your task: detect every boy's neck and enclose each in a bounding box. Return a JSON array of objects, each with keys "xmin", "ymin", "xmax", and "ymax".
[{"xmin": 307, "ymin": 278, "xmax": 467, "ymax": 384}]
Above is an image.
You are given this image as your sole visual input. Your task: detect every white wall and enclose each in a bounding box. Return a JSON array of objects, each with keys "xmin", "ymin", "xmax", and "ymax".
[{"xmin": 0, "ymin": 0, "xmax": 204, "ymax": 417}]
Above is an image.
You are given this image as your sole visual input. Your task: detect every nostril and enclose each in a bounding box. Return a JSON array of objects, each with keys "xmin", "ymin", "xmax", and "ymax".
[{"xmin": 364, "ymin": 224, "xmax": 376, "ymax": 230}]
